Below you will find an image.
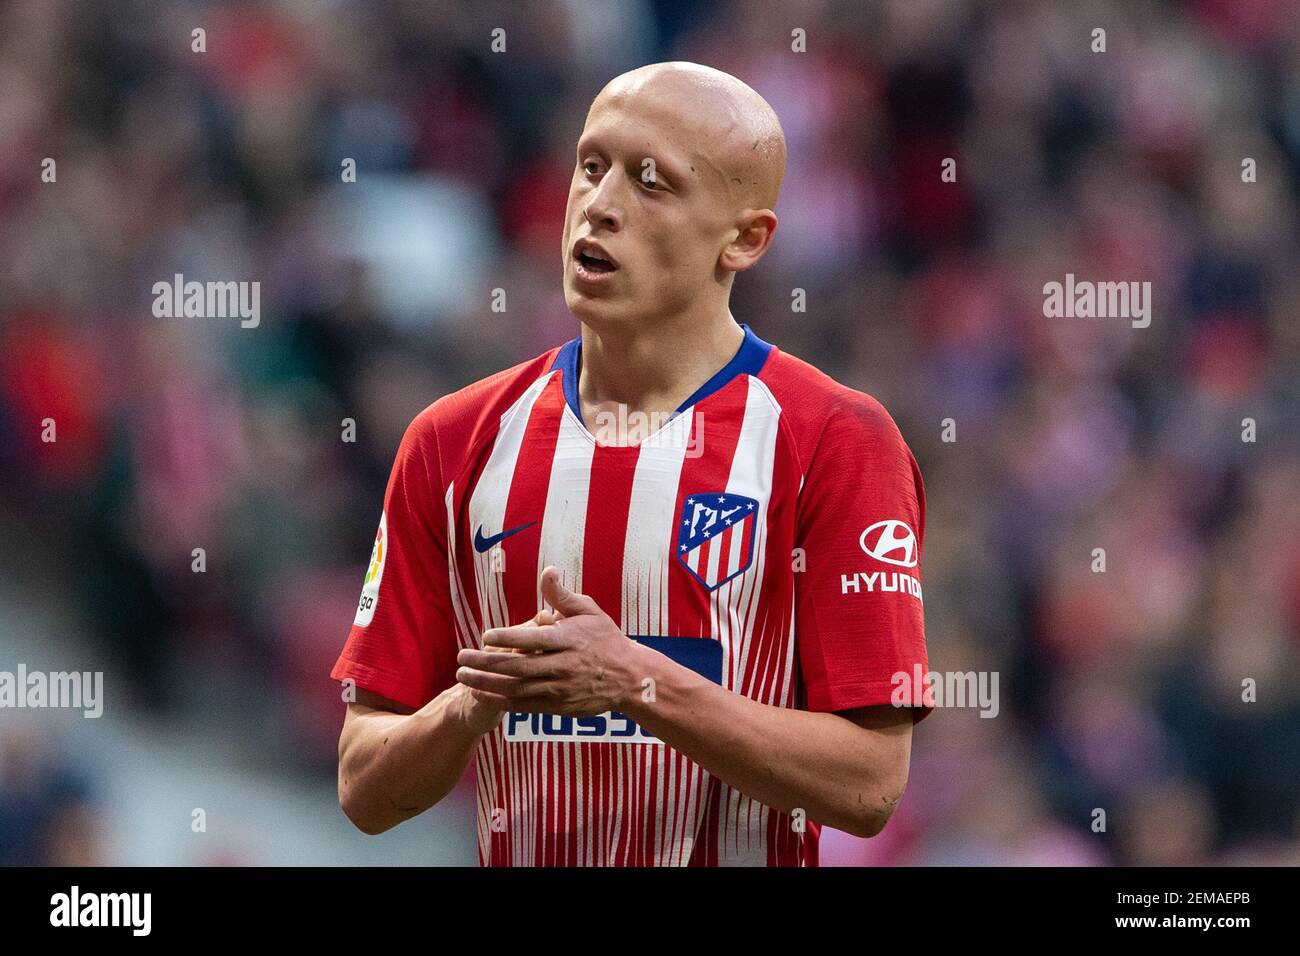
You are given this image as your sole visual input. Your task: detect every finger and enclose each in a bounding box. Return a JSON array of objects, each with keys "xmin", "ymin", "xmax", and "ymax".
[
  {"xmin": 480, "ymin": 622, "xmax": 566, "ymax": 652},
  {"xmin": 538, "ymin": 566, "xmax": 599, "ymax": 617},
  {"xmin": 456, "ymin": 667, "xmax": 553, "ymax": 698},
  {"xmin": 457, "ymin": 648, "xmax": 558, "ymax": 677}
]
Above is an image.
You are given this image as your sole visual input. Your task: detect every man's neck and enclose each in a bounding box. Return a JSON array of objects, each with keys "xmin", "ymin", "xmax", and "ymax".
[{"xmin": 577, "ymin": 313, "xmax": 745, "ymax": 445}]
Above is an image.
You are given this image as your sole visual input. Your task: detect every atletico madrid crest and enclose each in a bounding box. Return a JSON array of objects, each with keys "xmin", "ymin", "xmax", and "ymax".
[{"xmin": 676, "ymin": 492, "xmax": 759, "ymax": 590}]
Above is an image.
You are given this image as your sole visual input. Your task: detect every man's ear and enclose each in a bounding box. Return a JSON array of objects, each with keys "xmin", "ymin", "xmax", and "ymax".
[{"xmin": 719, "ymin": 209, "xmax": 778, "ymax": 274}]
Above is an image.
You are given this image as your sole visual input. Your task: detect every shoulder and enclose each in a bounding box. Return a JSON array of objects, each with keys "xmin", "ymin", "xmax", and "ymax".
[
  {"xmin": 399, "ymin": 344, "xmax": 564, "ymax": 483},
  {"xmin": 759, "ymin": 345, "xmax": 925, "ymax": 538},
  {"xmin": 757, "ymin": 346, "xmax": 910, "ymax": 475}
]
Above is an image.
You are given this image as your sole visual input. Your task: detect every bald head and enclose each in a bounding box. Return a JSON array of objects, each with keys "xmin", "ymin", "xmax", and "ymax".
[
  {"xmin": 562, "ymin": 61, "xmax": 786, "ymax": 328},
  {"xmin": 591, "ymin": 61, "xmax": 787, "ymax": 212}
]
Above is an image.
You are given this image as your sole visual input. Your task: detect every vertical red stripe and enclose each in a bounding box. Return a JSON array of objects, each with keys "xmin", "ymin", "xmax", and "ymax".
[{"xmin": 579, "ymin": 445, "xmax": 639, "ymax": 620}]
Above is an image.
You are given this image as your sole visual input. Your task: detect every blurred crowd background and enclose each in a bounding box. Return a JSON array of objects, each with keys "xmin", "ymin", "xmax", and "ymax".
[{"xmin": 2, "ymin": 0, "xmax": 1299, "ymax": 866}]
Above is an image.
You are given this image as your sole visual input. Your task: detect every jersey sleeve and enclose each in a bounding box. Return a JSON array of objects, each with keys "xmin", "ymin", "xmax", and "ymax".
[
  {"xmin": 794, "ymin": 393, "xmax": 933, "ymax": 723},
  {"xmin": 330, "ymin": 410, "xmax": 459, "ymax": 711}
]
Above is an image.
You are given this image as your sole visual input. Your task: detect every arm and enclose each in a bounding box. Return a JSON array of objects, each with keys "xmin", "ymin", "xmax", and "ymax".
[
  {"xmin": 623, "ymin": 652, "xmax": 913, "ymax": 837},
  {"xmin": 339, "ymin": 611, "xmax": 556, "ymax": 835},
  {"xmin": 337, "ymin": 684, "xmax": 496, "ymax": 835},
  {"xmin": 333, "ymin": 410, "xmax": 502, "ymax": 835}
]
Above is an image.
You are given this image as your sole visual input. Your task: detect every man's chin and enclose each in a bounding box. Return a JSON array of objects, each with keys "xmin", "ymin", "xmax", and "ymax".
[{"xmin": 565, "ymin": 288, "xmax": 627, "ymax": 324}]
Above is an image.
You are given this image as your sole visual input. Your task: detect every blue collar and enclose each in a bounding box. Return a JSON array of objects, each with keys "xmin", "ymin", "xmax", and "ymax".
[{"xmin": 550, "ymin": 324, "xmax": 774, "ymax": 422}]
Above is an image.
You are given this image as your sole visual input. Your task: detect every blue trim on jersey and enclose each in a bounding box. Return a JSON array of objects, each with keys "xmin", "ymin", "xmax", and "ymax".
[
  {"xmin": 549, "ymin": 323, "xmax": 774, "ymax": 423},
  {"xmin": 674, "ymin": 324, "xmax": 773, "ymax": 412},
  {"xmin": 552, "ymin": 335, "xmax": 583, "ymax": 422}
]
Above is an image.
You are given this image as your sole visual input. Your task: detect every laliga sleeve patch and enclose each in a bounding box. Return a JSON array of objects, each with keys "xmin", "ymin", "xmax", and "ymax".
[{"xmin": 354, "ymin": 511, "xmax": 387, "ymax": 626}]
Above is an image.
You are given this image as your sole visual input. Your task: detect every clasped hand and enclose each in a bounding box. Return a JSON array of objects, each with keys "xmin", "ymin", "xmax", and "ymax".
[{"xmin": 456, "ymin": 566, "xmax": 646, "ymax": 720}]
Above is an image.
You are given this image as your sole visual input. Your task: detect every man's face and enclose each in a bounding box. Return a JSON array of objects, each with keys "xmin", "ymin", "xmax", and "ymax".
[{"xmin": 561, "ymin": 85, "xmax": 737, "ymax": 328}]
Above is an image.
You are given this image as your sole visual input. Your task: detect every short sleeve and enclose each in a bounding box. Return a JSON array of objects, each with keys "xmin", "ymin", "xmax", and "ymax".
[
  {"xmin": 330, "ymin": 412, "xmax": 459, "ymax": 711},
  {"xmin": 794, "ymin": 394, "xmax": 933, "ymax": 723}
]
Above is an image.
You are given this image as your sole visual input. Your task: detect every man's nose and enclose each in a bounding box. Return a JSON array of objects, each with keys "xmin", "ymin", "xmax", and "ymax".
[{"xmin": 583, "ymin": 171, "xmax": 623, "ymax": 231}]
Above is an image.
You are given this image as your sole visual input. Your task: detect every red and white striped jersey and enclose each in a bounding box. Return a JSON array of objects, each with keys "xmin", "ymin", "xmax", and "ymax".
[{"xmin": 331, "ymin": 324, "xmax": 931, "ymax": 866}]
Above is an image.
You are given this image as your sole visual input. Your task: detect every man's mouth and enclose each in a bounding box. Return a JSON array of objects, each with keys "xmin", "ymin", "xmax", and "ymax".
[
  {"xmin": 576, "ymin": 250, "xmax": 616, "ymax": 274},
  {"xmin": 572, "ymin": 239, "xmax": 619, "ymax": 280}
]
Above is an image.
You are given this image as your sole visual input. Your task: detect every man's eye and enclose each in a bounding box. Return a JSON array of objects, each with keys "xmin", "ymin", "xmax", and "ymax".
[{"xmin": 583, "ymin": 161, "xmax": 601, "ymax": 175}]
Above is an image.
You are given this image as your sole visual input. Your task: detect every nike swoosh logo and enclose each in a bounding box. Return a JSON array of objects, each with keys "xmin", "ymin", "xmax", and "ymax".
[{"xmin": 473, "ymin": 521, "xmax": 536, "ymax": 553}]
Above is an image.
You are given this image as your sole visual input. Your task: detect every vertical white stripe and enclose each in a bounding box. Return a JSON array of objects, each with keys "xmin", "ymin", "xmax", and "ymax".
[
  {"xmin": 778, "ymin": 599, "xmax": 797, "ymax": 707},
  {"xmin": 620, "ymin": 409, "xmax": 693, "ymax": 635},
  {"xmin": 704, "ymin": 529, "xmax": 723, "ymax": 586},
  {"xmin": 445, "ymin": 481, "xmax": 480, "ymax": 647},
  {"xmin": 609, "ymin": 747, "xmax": 625, "ymax": 864},
  {"xmin": 686, "ymin": 542, "xmax": 701, "ymax": 573},
  {"xmin": 727, "ymin": 521, "xmax": 745, "ymax": 577},
  {"xmin": 537, "ymin": 408, "xmax": 597, "ymax": 606}
]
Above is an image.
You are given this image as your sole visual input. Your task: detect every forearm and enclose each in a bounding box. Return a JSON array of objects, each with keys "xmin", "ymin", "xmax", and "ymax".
[
  {"xmin": 621, "ymin": 647, "xmax": 905, "ymax": 837},
  {"xmin": 338, "ymin": 683, "xmax": 484, "ymax": 834}
]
